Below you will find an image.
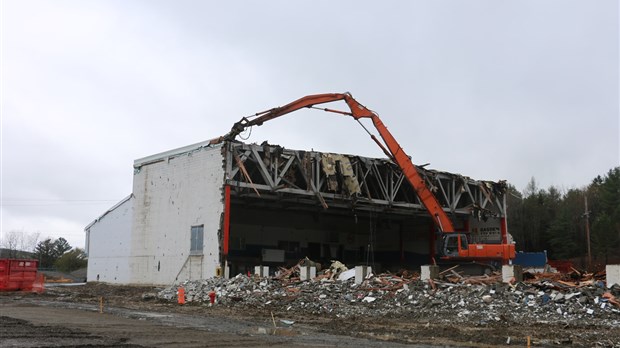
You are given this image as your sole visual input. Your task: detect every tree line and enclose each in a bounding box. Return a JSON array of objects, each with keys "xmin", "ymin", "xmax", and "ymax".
[
  {"xmin": 34, "ymin": 237, "xmax": 87, "ymax": 272},
  {"xmin": 507, "ymin": 167, "xmax": 620, "ymax": 264},
  {"xmin": 0, "ymin": 232, "xmax": 87, "ymax": 272}
]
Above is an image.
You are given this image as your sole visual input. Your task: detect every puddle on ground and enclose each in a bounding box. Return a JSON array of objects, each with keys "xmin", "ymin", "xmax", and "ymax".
[
  {"xmin": 256, "ymin": 327, "xmax": 299, "ymax": 336},
  {"xmin": 129, "ymin": 312, "xmax": 172, "ymax": 318}
]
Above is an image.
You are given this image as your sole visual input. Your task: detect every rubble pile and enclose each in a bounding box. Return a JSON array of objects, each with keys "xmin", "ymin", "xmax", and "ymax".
[{"xmin": 158, "ymin": 264, "xmax": 620, "ymax": 327}]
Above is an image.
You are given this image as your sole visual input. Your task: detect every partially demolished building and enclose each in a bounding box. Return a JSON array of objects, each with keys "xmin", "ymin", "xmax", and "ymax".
[{"xmin": 86, "ymin": 139, "xmax": 509, "ymax": 285}]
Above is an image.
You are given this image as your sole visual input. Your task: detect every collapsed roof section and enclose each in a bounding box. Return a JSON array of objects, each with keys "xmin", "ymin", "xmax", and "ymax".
[{"xmin": 224, "ymin": 141, "xmax": 508, "ymax": 220}]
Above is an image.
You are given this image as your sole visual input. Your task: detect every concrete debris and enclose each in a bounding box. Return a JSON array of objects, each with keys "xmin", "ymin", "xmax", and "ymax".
[
  {"xmin": 338, "ymin": 269, "xmax": 355, "ymax": 281},
  {"xmin": 328, "ymin": 260, "xmax": 348, "ymax": 279},
  {"xmin": 159, "ymin": 262, "xmax": 620, "ymax": 330},
  {"xmin": 141, "ymin": 292, "xmax": 157, "ymax": 301},
  {"xmin": 279, "ymin": 319, "xmax": 295, "ymax": 326}
]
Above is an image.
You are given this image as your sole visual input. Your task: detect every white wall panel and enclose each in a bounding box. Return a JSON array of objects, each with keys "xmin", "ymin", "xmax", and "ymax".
[
  {"xmin": 131, "ymin": 145, "xmax": 225, "ymax": 284},
  {"xmin": 86, "ymin": 196, "xmax": 133, "ymax": 283}
]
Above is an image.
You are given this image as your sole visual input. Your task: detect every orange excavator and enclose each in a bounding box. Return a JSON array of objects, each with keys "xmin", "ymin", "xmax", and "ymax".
[{"xmin": 216, "ymin": 93, "xmax": 515, "ymax": 265}]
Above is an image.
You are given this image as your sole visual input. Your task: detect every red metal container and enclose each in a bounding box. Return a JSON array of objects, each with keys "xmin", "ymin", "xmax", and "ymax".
[
  {"xmin": 548, "ymin": 260, "xmax": 574, "ymax": 273},
  {"xmin": 0, "ymin": 259, "xmax": 44, "ymax": 292}
]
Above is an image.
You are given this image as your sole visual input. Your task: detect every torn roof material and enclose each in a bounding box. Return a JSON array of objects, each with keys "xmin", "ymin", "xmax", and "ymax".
[{"xmin": 225, "ymin": 141, "xmax": 508, "ymax": 217}]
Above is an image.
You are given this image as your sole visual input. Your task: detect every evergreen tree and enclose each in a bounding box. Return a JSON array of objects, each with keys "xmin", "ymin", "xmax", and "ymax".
[
  {"xmin": 507, "ymin": 167, "xmax": 619, "ymax": 262},
  {"xmin": 54, "ymin": 248, "xmax": 87, "ymax": 273},
  {"xmin": 547, "ymin": 210, "xmax": 579, "ymax": 259},
  {"xmin": 546, "ymin": 189, "xmax": 582, "ymax": 259},
  {"xmin": 54, "ymin": 238, "xmax": 72, "ymax": 256},
  {"xmin": 34, "ymin": 237, "xmax": 73, "ymax": 268},
  {"xmin": 590, "ymin": 167, "xmax": 620, "ymax": 262},
  {"xmin": 519, "ymin": 179, "xmax": 555, "ymax": 252}
]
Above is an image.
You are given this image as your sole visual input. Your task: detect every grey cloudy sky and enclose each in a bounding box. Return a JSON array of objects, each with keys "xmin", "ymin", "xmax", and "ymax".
[{"xmin": 1, "ymin": 0, "xmax": 618, "ymax": 249}]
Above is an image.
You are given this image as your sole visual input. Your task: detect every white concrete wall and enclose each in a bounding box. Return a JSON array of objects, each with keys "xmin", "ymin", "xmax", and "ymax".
[
  {"xmin": 131, "ymin": 145, "xmax": 225, "ymax": 285},
  {"xmin": 86, "ymin": 196, "xmax": 134, "ymax": 283}
]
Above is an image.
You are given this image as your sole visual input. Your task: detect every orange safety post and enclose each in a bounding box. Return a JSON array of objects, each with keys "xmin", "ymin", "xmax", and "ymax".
[
  {"xmin": 177, "ymin": 287, "xmax": 185, "ymax": 305},
  {"xmin": 31, "ymin": 273, "xmax": 45, "ymax": 293}
]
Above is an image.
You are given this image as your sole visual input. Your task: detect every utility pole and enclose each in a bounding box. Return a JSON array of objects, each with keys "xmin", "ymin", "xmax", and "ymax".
[{"xmin": 584, "ymin": 195, "xmax": 592, "ymax": 270}]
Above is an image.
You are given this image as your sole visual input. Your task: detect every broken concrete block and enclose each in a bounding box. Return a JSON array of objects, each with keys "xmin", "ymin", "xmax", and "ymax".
[
  {"xmin": 299, "ymin": 266, "xmax": 316, "ymax": 281},
  {"xmin": 362, "ymin": 296, "xmax": 376, "ymax": 303},
  {"xmin": 355, "ymin": 266, "xmax": 372, "ymax": 284},
  {"xmin": 421, "ymin": 265, "xmax": 439, "ymax": 281},
  {"xmin": 606, "ymin": 264, "xmax": 620, "ymax": 288},
  {"xmin": 338, "ymin": 268, "xmax": 355, "ymax": 281},
  {"xmin": 141, "ymin": 292, "xmax": 157, "ymax": 301},
  {"xmin": 502, "ymin": 265, "xmax": 523, "ymax": 283}
]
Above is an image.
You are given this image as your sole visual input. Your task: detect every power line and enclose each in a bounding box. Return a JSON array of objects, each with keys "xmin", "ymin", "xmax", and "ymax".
[
  {"xmin": 2, "ymin": 199, "xmax": 120, "ymax": 202},
  {"xmin": 1, "ymin": 198, "xmax": 122, "ymax": 207},
  {"xmin": 2, "ymin": 203, "xmax": 119, "ymax": 207}
]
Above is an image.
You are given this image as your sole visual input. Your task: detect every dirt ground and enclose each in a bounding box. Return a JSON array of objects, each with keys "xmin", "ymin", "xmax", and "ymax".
[{"xmin": 1, "ymin": 283, "xmax": 619, "ymax": 347}]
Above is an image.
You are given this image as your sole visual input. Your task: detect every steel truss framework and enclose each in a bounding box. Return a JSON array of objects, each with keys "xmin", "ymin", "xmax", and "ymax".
[{"xmin": 224, "ymin": 142, "xmax": 507, "ymax": 219}]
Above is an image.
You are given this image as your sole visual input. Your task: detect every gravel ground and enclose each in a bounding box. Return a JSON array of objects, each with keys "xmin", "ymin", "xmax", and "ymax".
[{"xmin": 1, "ymin": 277, "xmax": 617, "ymax": 347}]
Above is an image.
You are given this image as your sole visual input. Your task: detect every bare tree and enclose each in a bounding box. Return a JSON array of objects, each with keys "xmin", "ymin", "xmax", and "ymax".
[
  {"xmin": 21, "ymin": 231, "xmax": 40, "ymax": 253},
  {"xmin": 1, "ymin": 230, "xmax": 23, "ymax": 258},
  {"xmin": 0, "ymin": 230, "xmax": 40, "ymax": 258}
]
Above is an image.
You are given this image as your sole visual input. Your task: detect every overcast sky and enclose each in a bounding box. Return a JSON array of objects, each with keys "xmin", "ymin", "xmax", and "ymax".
[{"xmin": 1, "ymin": 0, "xmax": 618, "ymax": 249}]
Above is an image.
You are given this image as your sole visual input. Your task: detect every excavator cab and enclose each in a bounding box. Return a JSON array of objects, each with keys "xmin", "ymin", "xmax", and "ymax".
[{"xmin": 442, "ymin": 233, "xmax": 469, "ymax": 258}]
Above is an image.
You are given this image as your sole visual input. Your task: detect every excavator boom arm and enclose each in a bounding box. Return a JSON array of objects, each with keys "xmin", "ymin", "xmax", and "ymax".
[
  {"xmin": 219, "ymin": 92, "xmax": 455, "ymax": 233},
  {"xmin": 363, "ymin": 114, "xmax": 455, "ymax": 233}
]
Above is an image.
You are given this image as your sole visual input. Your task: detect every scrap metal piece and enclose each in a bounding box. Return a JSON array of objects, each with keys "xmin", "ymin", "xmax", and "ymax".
[{"xmin": 234, "ymin": 154, "xmax": 260, "ymax": 197}]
